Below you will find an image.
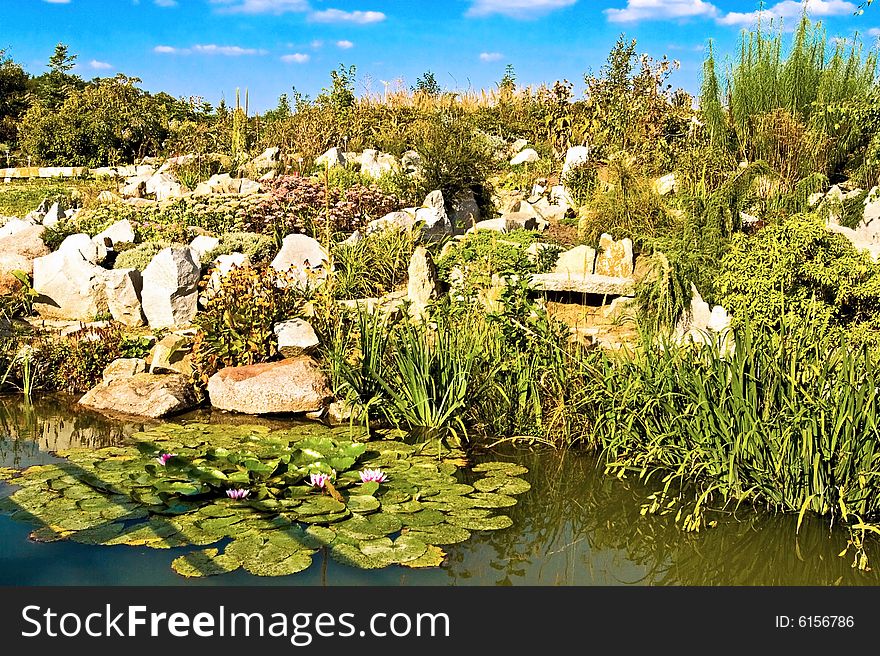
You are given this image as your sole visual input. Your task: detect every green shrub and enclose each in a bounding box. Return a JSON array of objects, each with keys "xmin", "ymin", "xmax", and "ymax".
[
  {"xmin": 113, "ymin": 240, "xmax": 171, "ymax": 271},
  {"xmin": 331, "ymin": 229, "xmax": 416, "ymax": 300},
  {"xmin": 192, "ymin": 265, "xmax": 304, "ymax": 382},
  {"xmin": 714, "ymin": 214, "xmax": 880, "ymax": 332},
  {"xmin": 203, "ymin": 232, "xmax": 276, "ymax": 265}
]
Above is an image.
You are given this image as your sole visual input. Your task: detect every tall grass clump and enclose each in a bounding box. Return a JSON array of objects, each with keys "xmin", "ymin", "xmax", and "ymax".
[
  {"xmin": 573, "ymin": 317, "xmax": 880, "ymax": 564},
  {"xmin": 702, "ymin": 15, "xmax": 880, "ymax": 184}
]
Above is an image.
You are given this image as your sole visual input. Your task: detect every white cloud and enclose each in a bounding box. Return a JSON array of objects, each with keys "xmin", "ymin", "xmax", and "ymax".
[
  {"xmin": 718, "ymin": 0, "xmax": 857, "ymax": 26},
  {"xmin": 154, "ymin": 44, "xmax": 267, "ymax": 55},
  {"xmin": 281, "ymin": 53, "xmax": 310, "ymax": 63},
  {"xmin": 192, "ymin": 44, "xmax": 268, "ymax": 55},
  {"xmin": 43, "ymin": 0, "xmax": 71, "ymax": 4},
  {"xmin": 605, "ymin": 0, "xmax": 719, "ymax": 23},
  {"xmin": 336, "ymin": 40, "xmax": 355, "ymax": 49},
  {"xmin": 868, "ymin": 27, "xmax": 880, "ymax": 36},
  {"xmin": 154, "ymin": 0, "xmax": 177, "ymax": 6},
  {"xmin": 308, "ymin": 9, "xmax": 386, "ymax": 23},
  {"xmin": 311, "ymin": 39, "xmax": 324, "ymax": 49},
  {"xmin": 467, "ymin": 0, "xmax": 576, "ymax": 18},
  {"xmin": 479, "ymin": 52, "xmax": 504, "ymax": 62},
  {"xmin": 89, "ymin": 60, "xmax": 113, "ymax": 69},
  {"xmin": 210, "ymin": 0, "xmax": 309, "ymax": 14}
]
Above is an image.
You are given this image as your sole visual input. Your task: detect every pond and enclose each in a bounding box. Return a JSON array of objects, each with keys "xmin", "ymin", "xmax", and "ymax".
[{"xmin": 0, "ymin": 396, "xmax": 877, "ymax": 586}]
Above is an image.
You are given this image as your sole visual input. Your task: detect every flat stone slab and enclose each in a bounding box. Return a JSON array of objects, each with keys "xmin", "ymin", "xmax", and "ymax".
[{"xmin": 529, "ymin": 273, "xmax": 635, "ymax": 296}]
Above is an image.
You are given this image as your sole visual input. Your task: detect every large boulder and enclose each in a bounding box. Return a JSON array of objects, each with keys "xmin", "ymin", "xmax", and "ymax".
[
  {"xmin": 94, "ymin": 219, "xmax": 136, "ymax": 248},
  {"xmin": 0, "ymin": 224, "xmax": 48, "ymax": 261},
  {"xmin": 315, "ymin": 147, "xmax": 347, "ymax": 169},
  {"xmin": 274, "ymin": 319, "xmax": 320, "ymax": 357},
  {"xmin": 562, "ymin": 145, "xmax": 591, "ymax": 178},
  {"xmin": 104, "ymin": 268, "xmax": 145, "ymax": 327},
  {"xmin": 146, "ymin": 172, "xmax": 183, "ymax": 202},
  {"xmin": 594, "ymin": 234, "xmax": 634, "ymax": 278},
  {"xmin": 407, "ymin": 246, "xmax": 439, "ymax": 318},
  {"xmin": 271, "ymin": 234, "xmax": 330, "ymax": 289},
  {"xmin": 149, "ymin": 334, "xmax": 193, "ymax": 376},
  {"xmin": 32, "ymin": 249, "xmax": 109, "ymax": 320},
  {"xmin": 510, "ymin": 148, "xmax": 539, "ymax": 166},
  {"xmin": 416, "ymin": 190, "xmax": 453, "ymax": 240},
  {"xmin": 553, "ymin": 245, "xmax": 597, "ymax": 277},
  {"xmin": 450, "ymin": 189, "xmax": 481, "ymax": 230},
  {"xmin": 360, "ymin": 149, "xmax": 396, "ymax": 179},
  {"xmin": 401, "ymin": 150, "xmax": 422, "ymax": 175},
  {"xmin": 140, "ymin": 247, "xmax": 200, "ymax": 329},
  {"xmin": 207, "ymin": 357, "xmax": 331, "ymax": 415},
  {"xmin": 250, "ymin": 146, "xmax": 280, "ymax": 173},
  {"xmin": 79, "ymin": 373, "xmax": 198, "ymax": 418},
  {"xmin": 189, "ymin": 235, "xmax": 220, "ymax": 263},
  {"xmin": 0, "ymin": 218, "xmax": 38, "ymax": 239},
  {"xmin": 366, "ymin": 210, "xmax": 416, "ymax": 235},
  {"xmin": 58, "ymin": 233, "xmax": 107, "ymax": 265}
]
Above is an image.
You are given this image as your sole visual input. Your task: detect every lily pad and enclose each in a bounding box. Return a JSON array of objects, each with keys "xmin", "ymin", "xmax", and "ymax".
[
  {"xmin": 402, "ymin": 544, "xmax": 447, "ymax": 568},
  {"xmin": 448, "ymin": 514, "xmax": 514, "ymax": 531},
  {"xmin": 172, "ymin": 549, "xmax": 240, "ymax": 578},
  {"xmin": 472, "ymin": 462, "xmax": 529, "ymax": 477},
  {"xmin": 407, "ymin": 523, "xmax": 472, "ymax": 545}
]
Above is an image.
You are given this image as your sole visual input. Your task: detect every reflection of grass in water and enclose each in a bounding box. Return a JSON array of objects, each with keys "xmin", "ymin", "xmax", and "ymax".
[{"xmin": 448, "ymin": 448, "xmax": 880, "ymax": 586}]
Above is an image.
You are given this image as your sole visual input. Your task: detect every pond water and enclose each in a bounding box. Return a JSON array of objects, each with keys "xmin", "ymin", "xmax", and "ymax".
[{"xmin": 0, "ymin": 396, "xmax": 877, "ymax": 586}]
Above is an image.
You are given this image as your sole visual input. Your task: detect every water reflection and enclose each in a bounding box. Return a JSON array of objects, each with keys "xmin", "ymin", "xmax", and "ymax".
[
  {"xmin": 0, "ymin": 396, "xmax": 877, "ymax": 586},
  {"xmin": 447, "ymin": 449, "xmax": 880, "ymax": 586}
]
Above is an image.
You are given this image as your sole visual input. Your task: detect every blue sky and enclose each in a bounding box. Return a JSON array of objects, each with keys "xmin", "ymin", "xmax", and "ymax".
[{"xmin": 2, "ymin": 0, "xmax": 879, "ymax": 112}]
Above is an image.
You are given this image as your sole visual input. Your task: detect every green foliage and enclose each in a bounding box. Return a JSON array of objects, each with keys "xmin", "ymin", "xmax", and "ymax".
[
  {"xmin": 411, "ymin": 110, "xmax": 495, "ymax": 218},
  {"xmin": 113, "ymin": 241, "xmax": 172, "ymax": 271},
  {"xmin": 331, "ymin": 229, "xmax": 416, "ymax": 300},
  {"xmin": 202, "ymin": 232, "xmax": 275, "ymax": 266},
  {"xmin": 577, "ymin": 154, "xmax": 672, "ymax": 245},
  {"xmin": 574, "ymin": 318, "xmax": 880, "ymax": 552},
  {"xmin": 192, "ymin": 265, "xmax": 303, "ymax": 381},
  {"xmin": 581, "ymin": 35, "xmax": 693, "ymax": 170},
  {"xmin": 0, "ymin": 50, "xmax": 29, "ymax": 146},
  {"xmin": 412, "ymin": 71, "xmax": 441, "ymax": 97},
  {"xmin": 0, "ymin": 421, "xmax": 528, "ymax": 577},
  {"xmin": 715, "ymin": 214, "xmax": 880, "ymax": 333}
]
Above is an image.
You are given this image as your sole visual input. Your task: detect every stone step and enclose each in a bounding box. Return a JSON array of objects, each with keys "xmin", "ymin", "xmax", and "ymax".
[{"xmin": 528, "ymin": 273, "xmax": 635, "ymax": 296}]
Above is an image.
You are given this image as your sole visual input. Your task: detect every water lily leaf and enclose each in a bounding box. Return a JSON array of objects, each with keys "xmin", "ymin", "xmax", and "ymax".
[
  {"xmin": 172, "ymin": 549, "xmax": 240, "ymax": 578},
  {"xmin": 297, "ymin": 496, "xmax": 346, "ymax": 516},
  {"xmin": 30, "ymin": 526, "xmax": 71, "ymax": 542},
  {"xmin": 406, "ymin": 524, "xmax": 472, "ymax": 545},
  {"xmin": 243, "ymin": 550, "xmax": 313, "ymax": 577},
  {"xmin": 0, "ymin": 467, "xmax": 20, "ymax": 481},
  {"xmin": 304, "ymin": 525, "xmax": 336, "ymax": 547},
  {"xmin": 69, "ymin": 522, "xmax": 126, "ymax": 545},
  {"xmin": 336, "ymin": 514, "xmax": 403, "ymax": 540},
  {"xmin": 472, "ymin": 462, "xmax": 529, "ymax": 477},
  {"xmin": 329, "ymin": 543, "xmax": 385, "ymax": 569},
  {"xmin": 360, "ymin": 535, "xmax": 427, "ymax": 564},
  {"xmin": 395, "ymin": 509, "xmax": 446, "ymax": 527},
  {"xmin": 448, "ymin": 514, "xmax": 513, "ymax": 531},
  {"xmin": 346, "ymin": 495, "xmax": 380, "ymax": 514},
  {"xmin": 473, "ymin": 477, "xmax": 531, "ymax": 495},
  {"xmin": 467, "ymin": 492, "xmax": 518, "ymax": 508},
  {"xmin": 402, "ymin": 545, "xmax": 446, "ymax": 568},
  {"xmin": 359, "ymin": 481, "xmax": 380, "ymax": 496}
]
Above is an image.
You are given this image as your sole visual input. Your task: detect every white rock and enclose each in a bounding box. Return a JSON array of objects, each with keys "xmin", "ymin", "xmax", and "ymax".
[
  {"xmin": 189, "ymin": 235, "xmax": 220, "ymax": 262},
  {"xmin": 0, "ymin": 218, "xmax": 37, "ymax": 239},
  {"xmin": 366, "ymin": 211, "xmax": 416, "ymax": 235},
  {"xmin": 416, "ymin": 191, "xmax": 453, "ymax": 241},
  {"xmin": 274, "ymin": 319, "xmax": 320, "ymax": 357},
  {"xmin": 59, "ymin": 233, "xmax": 107, "ymax": 265},
  {"xmin": 360, "ymin": 149, "xmax": 396, "ymax": 179},
  {"xmin": 401, "ymin": 150, "xmax": 422, "ymax": 174},
  {"xmin": 510, "ymin": 148, "xmax": 539, "ymax": 166},
  {"xmin": 315, "ymin": 147, "xmax": 347, "ymax": 169},
  {"xmin": 250, "ymin": 146, "xmax": 280, "ymax": 172},
  {"xmin": 653, "ymin": 173, "xmax": 677, "ymax": 196},
  {"xmin": 511, "ymin": 139, "xmax": 528, "ymax": 154},
  {"xmin": 238, "ymin": 179, "xmax": 262, "ymax": 195},
  {"xmin": 33, "ymin": 249, "xmax": 109, "ymax": 321},
  {"xmin": 562, "ymin": 146, "xmax": 591, "ymax": 178},
  {"xmin": 146, "ymin": 172, "xmax": 183, "ymax": 202},
  {"xmin": 43, "ymin": 202, "xmax": 61, "ymax": 227},
  {"xmin": 104, "ymin": 268, "xmax": 145, "ymax": 327},
  {"xmin": 207, "ymin": 252, "xmax": 250, "ymax": 297},
  {"xmin": 140, "ymin": 247, "xmax": 201, "ymax": 329},
  {"xmin": 407, "ymin": 246, "xmax": 439, "ymax": 318},
  {"xmin": 95, "ymin": 219, "xmax": 136, "ymax": 247},
  {"xmin": 553, "ymin": 245, "xmax": 596, "ymax": 277},
  {"xmin": 271, "ymin": 234, "xmax": 331, "ymax": 290}
]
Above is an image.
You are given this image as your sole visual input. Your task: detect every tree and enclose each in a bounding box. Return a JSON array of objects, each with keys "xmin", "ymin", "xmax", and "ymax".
[
  {"xmin": 412, "ymin": 71, "xmax": 441, "ymax": 97},
  {"xmin": 264, "ymin": 93, "xmax": 292, "ymax": 121},
  {"xmin": 499, "ymin": 64, "xmax": 516, "ymax": 94},
  {"xmin": 318, "ymin": 64, "xmax": 357, "ymax": 111},
  {"xmin": 30, "ymin": 42, "xmax": 83, "ymax": 110},
  {"xmin": 0, "ymin": 50, "xmax": 30, "ymax": 146},
  {"xmin": 19, "ymin": 75, "xmax": 171, "ymax": 165}
]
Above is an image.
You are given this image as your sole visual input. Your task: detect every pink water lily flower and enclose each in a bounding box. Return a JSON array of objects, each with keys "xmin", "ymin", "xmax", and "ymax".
[
  {"xmin": 309, "ymin": 472, "xmax": 331, "ymax": 489},
  {"xmin": 155, "ymin": 453, "xmax": 176, "ymax": 466},
  {"xmin": 359, "ymin": 469, "xmax": 387, "ymax": 484},
  {"xmin": 226, "ymin": 489, "xmax": 250, "ymax": 500}
]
